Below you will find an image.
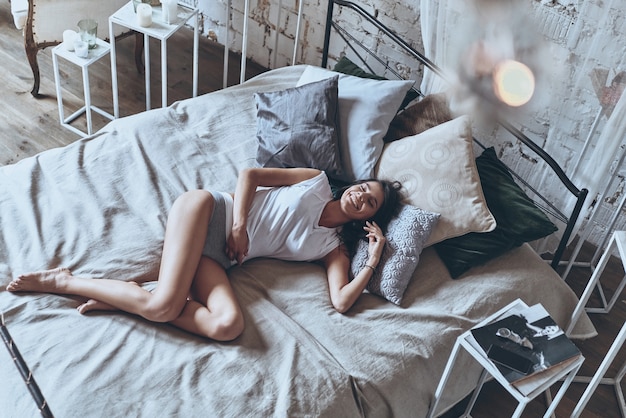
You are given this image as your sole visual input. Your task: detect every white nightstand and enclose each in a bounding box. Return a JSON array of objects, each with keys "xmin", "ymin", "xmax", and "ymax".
[
  {"xmin": 109, "ymin": 1, "xmax": 199, "ymax": 117},
  {"xmin": 567, "ymin": 230, "xmax": 626, "ymax": 417},
  {"xmin": 52, "ymin": 38, "xmax": 115, "ymax": 138},
  {"xmin": 427, "ymin": 299, "xmax": 584, "ymax": 418}
]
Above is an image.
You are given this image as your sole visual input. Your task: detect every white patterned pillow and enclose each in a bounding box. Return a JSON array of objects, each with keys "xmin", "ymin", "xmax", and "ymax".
[
  {"xmin": 375, "ymin": 115, "xmax": 496, "ymax": 246},
  {"xmin": 351, "ymin": 205, "xmax": 440, "ymax": 305}
]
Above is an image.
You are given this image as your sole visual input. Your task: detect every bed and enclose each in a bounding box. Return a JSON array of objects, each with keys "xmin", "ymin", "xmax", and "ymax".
[{"xmin": 2, "ymin": 1, "xmax": 595, "ymax": 417}]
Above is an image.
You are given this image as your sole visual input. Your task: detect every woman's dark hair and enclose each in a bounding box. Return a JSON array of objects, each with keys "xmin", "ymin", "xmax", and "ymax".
[{"xmin": 333, "ymin": 178, "xmax": 403, "ymax": 257}]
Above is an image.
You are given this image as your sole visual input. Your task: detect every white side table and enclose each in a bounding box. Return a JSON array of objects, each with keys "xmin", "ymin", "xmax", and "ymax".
[
  {"xmin": 109, "ymin": 1, "xmax": 199, "ymax": 117},
  {"xmin": 567, "ymin": 230, "xmax": 626, "ymax": 417},
  {"xmin": 427, "ymin": 299, "xmax": 584, "ymax": 418},
  {"xmin": 567, "ymin": 231, "xmax": 626, "ymax": 334},
  {"xmin": 52, "ymin": 38, "xmax": 115, "ymax": 138}
]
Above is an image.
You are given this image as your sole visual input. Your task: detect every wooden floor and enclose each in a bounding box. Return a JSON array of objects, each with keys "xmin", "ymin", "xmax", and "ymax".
[
  {"xmin": 0, "ymin": 0, "xmax": 266, "ymax": 165},
  {"xmin": 2, "ymin": 2, "xmax": 626, "ymax": 417}
]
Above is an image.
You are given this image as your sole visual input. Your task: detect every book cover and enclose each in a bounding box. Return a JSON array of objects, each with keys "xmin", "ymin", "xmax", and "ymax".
[{"xmin": 470, "ymin": 303, "xmax": 581, "ymax": 385}]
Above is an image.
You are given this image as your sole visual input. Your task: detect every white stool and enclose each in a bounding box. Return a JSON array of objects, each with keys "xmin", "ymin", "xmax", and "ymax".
[
  {"xmin": 567, "ymin": 231, "xmax": 626, "ymax": 417},
  {"xmin": 52, "ymin": 38, "xmax": 115, "ymax": 138}
]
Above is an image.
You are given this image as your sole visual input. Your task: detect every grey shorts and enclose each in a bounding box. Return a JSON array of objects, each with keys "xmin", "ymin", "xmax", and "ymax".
[{"xmin": 201, "ymin": 191, "xmax": 234, "ymax": 270}]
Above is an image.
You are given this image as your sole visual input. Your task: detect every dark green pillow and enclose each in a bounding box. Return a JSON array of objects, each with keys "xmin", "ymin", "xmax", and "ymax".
[
  {"xmin": 434, "ymin": 147, "xmax": 558, "ymax": 278},
  {"xmin": 333, "ymin": 55, "xmax": 387, "ymax": 81},
  {"xmin": 333, "ymin": 56, "xmax": 419, "ymax": 110}
]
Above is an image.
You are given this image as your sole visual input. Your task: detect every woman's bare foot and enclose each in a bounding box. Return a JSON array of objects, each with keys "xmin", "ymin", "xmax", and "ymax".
[
  {"xmin": 77, "ymin": 299, "xmax": 118, "ymax": 314},
  {"xmin": 6, "ymin": 267, "xmax": 73, "ymax": 293}
]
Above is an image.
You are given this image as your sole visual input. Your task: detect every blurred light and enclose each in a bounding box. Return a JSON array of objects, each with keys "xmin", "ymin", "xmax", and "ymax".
[
  {"xmin": 492, "ymin": 60, "xmax": 535, "ymax": 107},
  {"xmin": 446, "ymin": 1, "xmax": 546, "ymax": 120}
]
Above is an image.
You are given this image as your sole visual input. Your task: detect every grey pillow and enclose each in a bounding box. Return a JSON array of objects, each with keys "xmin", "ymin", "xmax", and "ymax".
[
  {"xmin": 296, "ymin": 66, "xmax": 415, "ymax": 181},
  {"xmin": 254, "ymin": 76, "xmax": 343, "ymax": 178},
  {"xmin": 351, "ymin": 205, "xmax": 440, "ymax": 305}
]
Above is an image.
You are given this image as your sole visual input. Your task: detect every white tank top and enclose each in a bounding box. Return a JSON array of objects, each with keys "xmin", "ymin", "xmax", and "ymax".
[{"xmin": 243, "ymin": 172, "xmax": 341, "ymax": 262}]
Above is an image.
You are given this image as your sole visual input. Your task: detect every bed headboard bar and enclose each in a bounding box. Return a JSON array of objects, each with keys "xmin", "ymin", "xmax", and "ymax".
[
  {"xmin": 328, "ymin": 20, "xmax": 425, "ymax": 98},
  {"xmin": 322, "ymin": 0, "xmax": 444, "ymax": 79},
  {"xmin": 321, "ymin": 0, "xmax": 588, "ymax": 269}
]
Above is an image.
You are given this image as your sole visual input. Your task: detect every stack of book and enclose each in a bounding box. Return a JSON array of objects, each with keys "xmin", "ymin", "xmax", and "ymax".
[{"xmin": 469, "ymin": 302, "xmax": 582, "ymax": 396}]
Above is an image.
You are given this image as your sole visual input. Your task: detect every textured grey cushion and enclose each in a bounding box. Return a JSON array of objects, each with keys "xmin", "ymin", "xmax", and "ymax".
[
  {"xmin": 254, "ymin": 76, "xmax": 343, "ymax": 178},
  {"xmin": 351, "ymin": 205, "xmax": 440, "ymax": 305}
]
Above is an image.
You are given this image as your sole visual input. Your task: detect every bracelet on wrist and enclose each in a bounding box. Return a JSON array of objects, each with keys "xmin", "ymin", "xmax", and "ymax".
[{"xmin": 364, "ymin": 264, "xmax": 376, "ymax": 272}]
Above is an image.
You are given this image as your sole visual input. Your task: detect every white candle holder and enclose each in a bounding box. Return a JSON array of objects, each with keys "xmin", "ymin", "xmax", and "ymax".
[
  {"xmin": 160, "ymin": 0, "xmax": 178, "ymax": 25},
  {"xmin": 73, "ymin": 39, "xmax": 89, "ymax": 58}
]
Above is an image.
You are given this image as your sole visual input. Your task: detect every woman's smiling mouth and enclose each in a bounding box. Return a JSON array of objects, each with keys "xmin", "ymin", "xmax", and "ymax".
[{"xmin": 350, "ymin": 192, "xmax": 359, "ymax": 210}]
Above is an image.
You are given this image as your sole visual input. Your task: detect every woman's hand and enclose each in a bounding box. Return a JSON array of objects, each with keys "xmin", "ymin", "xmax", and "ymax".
[
  {"xmin": 323, "ymin": 224, "xmax": 386, "ymax": 313},
  {"xmin": 226, "ymin": 225, "xmax": 249, "ymax": 264},
  {"xmin": 364, "ymin": 221, "xmax": 385, "ymax": 265}
]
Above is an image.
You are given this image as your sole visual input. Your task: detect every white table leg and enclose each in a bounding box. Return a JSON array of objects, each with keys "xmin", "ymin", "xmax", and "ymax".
[
  {"xmin": 161, "ymin": 39, "xmax": 167, "ymax": 108},
  {"xmin": 292, "ymin": 0, "xmax": 304, "ymax": 65},
  {"xmin": 571, "ymin": 323, "xmax": 626, "ymax": 418},
  {"xmin": 82, "ymin": 65, "xmax": 93, "ymax": 136},
  {"xmin": 462, "ymin": 368, "xmax": 489, "ymax": 417},
  {"xmin": 109, "ymin": 19, "xmax": 119, "ymax": 118},
  {"xmin": 591, "ymin": 186, "xmax": 626, "ymax": 267},
  {"xmin": 52, "ymin": 52, "xmax": 65, "ymax": 125},
  {"xmin": 223, "ymin": 0, "xmax": 230, "ymax": 88},
  {"xmin": 543, "ymin": 361, "xmax": 583, "ymax": 417},
  {"xmin": 567, "ymin": 231, "xmax": 626, "ymax": 335},
  {"xmin": 240, "ymin": 0, "xmax": 250, "ymax": 84},
  {"xmin": 273, "ymin": 0, "xmax": 282, "ymax": 69},
  {"xmin": 566, "ymin": 232, "xmax": 617, "ymax": 335},
  {"xmin": 144, "ymin": 33, "xmax": 151, "ymax": 110},
  {"xmin": 426, "ymin": 340, "xmax": 462, "ymax": 418},
  {"xmin": 193, "ymin": 11, "xmax": 198, "ymax": 97}
]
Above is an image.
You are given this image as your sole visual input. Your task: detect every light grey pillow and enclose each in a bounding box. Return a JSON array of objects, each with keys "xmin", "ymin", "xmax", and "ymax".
[
  {"xmin": 296, "ymin": 66, "xmax": 415, "ymax": 181},
  {"xmin": 351, "ymin": 205, "xmax": 440, "ymax": 305},
  {"xmin": 254, "ymin": 75, "xmax": 343, "ymax": 179}
]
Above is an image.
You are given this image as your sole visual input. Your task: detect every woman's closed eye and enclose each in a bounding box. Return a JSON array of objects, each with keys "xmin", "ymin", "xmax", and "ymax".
[{"xmin": 361, "ymin": 184, "xmax": 377, "ymax": 209}]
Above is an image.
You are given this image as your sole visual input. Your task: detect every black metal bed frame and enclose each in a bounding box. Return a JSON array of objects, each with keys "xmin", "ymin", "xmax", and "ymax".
[{"xmin": 321, "ymin": 0, "xmax": 588, "ymax": 269}]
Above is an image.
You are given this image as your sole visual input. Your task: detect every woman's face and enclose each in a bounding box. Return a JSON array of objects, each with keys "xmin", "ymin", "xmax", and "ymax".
[{"xmin": 340, "ymin": 181, "xmax": 385, "ymax": 221}]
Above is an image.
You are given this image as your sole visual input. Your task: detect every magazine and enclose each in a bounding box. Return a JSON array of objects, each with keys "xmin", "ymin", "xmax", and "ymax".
[{"xmin": 470, "ymin": 303, "xmax": 582, "ymax": 387}]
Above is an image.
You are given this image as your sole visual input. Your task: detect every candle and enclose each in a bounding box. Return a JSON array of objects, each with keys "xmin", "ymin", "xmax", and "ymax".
[
  {"xmin": 161, "ymin": 0, "xmax": 178, "ymax": 25},
  {"xmin": 74, "ymin": 39, "xmax": 89, "ymax": 58},
  {"xmin": 137, "ymin": 4, "xmax": 153, "ymax": 27},
  {"xmin": 63, "ymin": 30, "xmax": 78, "ymax": 51}
]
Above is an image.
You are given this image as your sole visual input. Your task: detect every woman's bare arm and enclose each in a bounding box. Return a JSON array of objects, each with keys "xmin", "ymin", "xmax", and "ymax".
[
  {"xmin": 227, "ymin": 167, "xmax": 321, "ymax": 263},
  {"xmin": 322, "ymin": 221, "xmax": 385, "ymax": 313}
]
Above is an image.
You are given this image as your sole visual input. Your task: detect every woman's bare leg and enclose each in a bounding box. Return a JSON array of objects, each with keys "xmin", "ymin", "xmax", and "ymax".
[
  {"xmin": 169, "ymin": 257, "xmax": 244, "ymax": 340},
  {"xmin": 7, "ymin": 191, "xmax": 215, "ymax": 323},
  {"xmin": 75, "ymin": 259, "xmax": 243, "ymax": 340},
  {"xmin": 6, "ymin": 268, "xmax": 154, "ymax": 315},
  {"xmin": 77, "ymin": 282, "xmax": 140, "ymax": 313}
]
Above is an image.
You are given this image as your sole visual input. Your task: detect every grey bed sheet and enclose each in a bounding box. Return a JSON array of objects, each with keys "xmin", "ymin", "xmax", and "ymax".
[{"xmin": 0, "ymin": 65, "xmax": 595, "ymax": 417}]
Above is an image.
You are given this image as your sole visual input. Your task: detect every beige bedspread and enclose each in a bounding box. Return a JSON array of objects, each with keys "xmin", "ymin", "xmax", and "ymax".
[{"xmin": 0, "ymin": 65, "xmax": 594, "ymax": 417}]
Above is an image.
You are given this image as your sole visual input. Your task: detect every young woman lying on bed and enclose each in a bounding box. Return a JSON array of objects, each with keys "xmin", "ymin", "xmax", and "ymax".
[{"xmin": 7, "ymin": 167, "xmax": 402, "ymax": 341}]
